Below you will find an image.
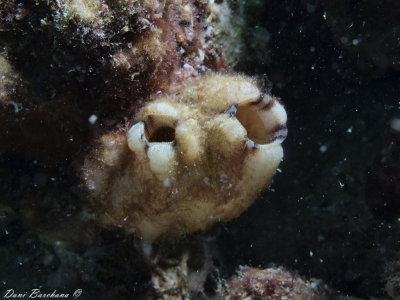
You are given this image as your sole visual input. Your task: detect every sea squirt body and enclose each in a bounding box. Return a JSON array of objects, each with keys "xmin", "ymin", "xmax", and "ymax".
[{"xmin": 83, "ymin": 73, "xmax": 287, "ymax": 240}]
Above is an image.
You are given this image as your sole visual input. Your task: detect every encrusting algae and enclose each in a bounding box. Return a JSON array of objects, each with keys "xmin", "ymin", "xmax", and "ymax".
[{"xmin": 0, "ymin": 0, "xmax": 286, "ymax": 240}]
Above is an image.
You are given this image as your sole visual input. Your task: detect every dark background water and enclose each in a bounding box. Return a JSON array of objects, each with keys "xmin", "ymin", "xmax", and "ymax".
[{"xmin": 218, "ymin": 0, "xmax": 400, "ymax": 297}]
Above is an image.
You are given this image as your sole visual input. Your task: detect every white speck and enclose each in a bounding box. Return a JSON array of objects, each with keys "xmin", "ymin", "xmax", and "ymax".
[
  {"xmin": 123, "ymin": 216, "xmax": 128, "ymax": 221},
  {"xmin": 9, "ymin": 101, "xmax": 22, "ymax": 113},
  {"xmin": 219, "ymin": 174, "xmax": 229, "ymax": 184},
  {"xmin": 183, "ymin": 63, "xmax": 194, "ymax": 72},
  {"xmin": 320, "ymin": 144, "xmax": 328, "ymax": 153},
  {"xmin": 205, "ymin": 26, "xmax": 213, "ymax": 36},
  {"xmin": 277, "ymin": 168, "xmax": 282, "ymax": 173},
  {"xmin": 390, "ymin": 118, "xmax": 400, "ymax": 131},
  {"xmin": 347, "ymin": 126, "xmax": 353, "ymax": 133},
  {"xmin": 352, "ymin": 39, "xmax": 359, "ymax": 46},
  {"xmin": 87, "ymin": 180, "xmax": 96, "ymax": 190},
  {"xmin": 322, "ymin": 11, "xmax": 327, "ymax": 20},
  {"xmin": 88, "ymin": 114, "xmax": 98, "ymax": 124},
  {"xmin": 198, "ymin": 49, "xmax": 205, "ymax": 61},
  {"xmin": 141, "ymin": 240, "xmax": 152, "ymax": 259},
  {"xmin": 338, "ymin": 180, "xmax": 344, "ymax": 188},
  {"xmin": 309, "ymin": 250, "xmax": 313, "ymax": 257},
  {"xmin": 203, "ymin": 177, "xmax": 211, "ymax": 185}
]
